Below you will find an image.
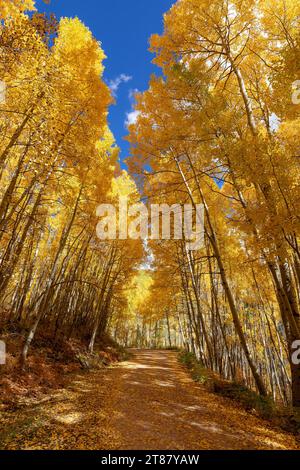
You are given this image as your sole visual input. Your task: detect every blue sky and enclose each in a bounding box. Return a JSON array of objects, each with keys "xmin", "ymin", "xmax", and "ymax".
[{"xmin": 36, "ymin": 0, "xmax": 174, "ymax": 167}]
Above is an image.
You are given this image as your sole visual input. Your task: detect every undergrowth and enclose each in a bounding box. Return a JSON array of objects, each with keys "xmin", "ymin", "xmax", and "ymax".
[
  {"xmin": 0, "ymin": 329, "xmax": 129, "ymax": 409},
  {"xmin": 178, "ymin": 350, "xmax": 300, "ymax": 435}
]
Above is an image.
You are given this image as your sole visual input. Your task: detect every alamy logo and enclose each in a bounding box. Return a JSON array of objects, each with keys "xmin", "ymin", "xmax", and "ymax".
[
  {"xmin": 0, "ymin": 341, "xmax": 6, "ymax": 365},
  {"xmin": 0, "ymin": 81, "xmax": 6, "ymax": 104},
  {"xmin": 292, "ymin": 340, "xmax": 300, "ymax": 365},
  {"xmin": 96, "ymin": 197, "xmax": 205, "ymax": 251}
]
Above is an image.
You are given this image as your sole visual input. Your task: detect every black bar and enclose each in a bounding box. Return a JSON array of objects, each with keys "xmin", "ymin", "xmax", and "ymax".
[{"xmin": 0, "ymin": 450, "xmax": 298, "ymax": 466}]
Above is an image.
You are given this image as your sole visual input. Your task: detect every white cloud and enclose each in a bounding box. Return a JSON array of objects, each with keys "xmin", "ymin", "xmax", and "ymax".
[
  {"xmin": 128, "ymin": 88, "xmax": 139, "ymax": 101},
  {"xmin": 108, "ymin": 74, "xmax": 132, "ymax": 97},
  {"xmin": 125, "ymin": 110, "xmax": 140, "ymax": 128},
  {"xmin": 124, "ymin": 88, "xmax": 140, "ymax": 128}
]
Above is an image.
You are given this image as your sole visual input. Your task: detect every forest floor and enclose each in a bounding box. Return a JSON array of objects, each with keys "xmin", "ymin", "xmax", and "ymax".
[{"xmin": 0, "ymin": 349, "xmax": 299, "ymax": 450}]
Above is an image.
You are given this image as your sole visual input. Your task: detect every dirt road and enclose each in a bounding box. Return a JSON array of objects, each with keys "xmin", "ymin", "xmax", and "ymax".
[{"xmin": 0, "ymin": 350, "xmax": 298, "ymax": 450}]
